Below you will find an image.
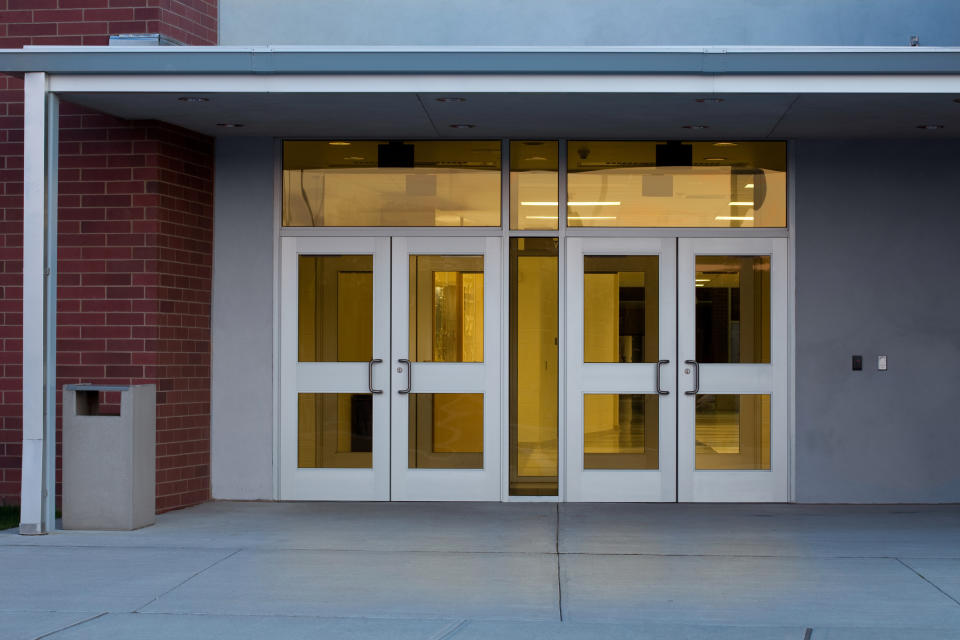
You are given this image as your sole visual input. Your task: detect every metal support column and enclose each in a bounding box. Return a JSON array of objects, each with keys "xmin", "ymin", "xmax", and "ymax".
[{"xmin": 20, "ymin": 72, "xmax": 58, "ymax": 535}]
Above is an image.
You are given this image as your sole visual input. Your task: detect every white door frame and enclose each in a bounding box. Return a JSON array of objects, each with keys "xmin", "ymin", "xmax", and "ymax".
[
  {"xmin": 390, "ymin": 236, "xmax": 502, "ymax": 501},
  {"xmin": 279, "ymin": 236, "xmax": 391, "ymax": 500},
  {"xmin": 565, "ymin": 237, "xmax": 677, "ymax": 502},
  {"xmin": 677, "ymin": 237, "xmax": 790, "ymax": 502}
]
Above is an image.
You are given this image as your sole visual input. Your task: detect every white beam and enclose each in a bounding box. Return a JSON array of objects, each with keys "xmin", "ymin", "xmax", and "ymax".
[
  {"xmin": 48, "ymin": 72, "xmax": 960, "ymax": 94},
  {"xmin": 20, "ymin": 72, "xmax": 57, "ymax": 535}
]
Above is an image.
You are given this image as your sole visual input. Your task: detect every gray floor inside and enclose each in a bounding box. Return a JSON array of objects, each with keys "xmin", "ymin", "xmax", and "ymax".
[{"xmin": 2, "ymin": 502, "xmax": 960, "ymax": 639}]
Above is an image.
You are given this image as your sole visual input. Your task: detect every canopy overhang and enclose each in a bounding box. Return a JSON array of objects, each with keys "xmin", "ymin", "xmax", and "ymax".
[{"xmin": 3, "ymin": 45, "xmax": 960, "ymax": 138}]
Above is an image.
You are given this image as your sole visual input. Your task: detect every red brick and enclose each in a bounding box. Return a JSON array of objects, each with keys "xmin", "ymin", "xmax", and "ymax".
[{"xmin": 1, "ymin": 0, "xmax": 216, "ymax": 509}]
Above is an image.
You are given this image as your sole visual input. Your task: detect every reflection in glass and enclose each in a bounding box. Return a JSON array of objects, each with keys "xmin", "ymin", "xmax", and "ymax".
[
  {"xmin": 510, "ymin": 141, "xmax": 559, "ymax": 230},
  {"xmin": 584, "ymin": 256, "xmax": 658, "ymax": 363},
  {"xmin": 283, "ymin": 140, "xmax": 501, "ymax": 227},
  {"xmin": 409, "ymin": 255, "xmax": 484, "ymax": 363},
  {"xmin": 695, "ymin": 394, "xmax": 770, "ymax": 470},
  {"xmin": 583, "ymin": 394, "xmax": 658, "ymax": 469},
  {"xmin": 298, "ymin": 393, "xmax": 372, "ymax": 468},
  {"xmin": 509, "ymin": 238, "xmax": 559, "ymax": 495},
  {"xmin": 695, "ymin": 256, "xmax": 770, "ymax": 363},
  {"xmin": 408, "ymin": 393, "xmax": 483, "ymax": 469},
  {"xmin": 567, "ymin": 141, "xmax": 786, "ymax": 227},
  {"xmin": 299, "ymin": 255, "xmax": 372, "ymax": 362}
]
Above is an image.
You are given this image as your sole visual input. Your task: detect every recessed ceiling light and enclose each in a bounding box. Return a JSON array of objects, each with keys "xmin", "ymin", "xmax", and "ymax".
[
  {"xmin": 436, "ymin": 97, "xmax": 466, "ymax": 103},
  {"xmin": 216, "ymin": 123, "xmax": 244, "ymax": 128},
  {"xmin": 713, "ymin": 142, "xmax": 737, "ymax": 147},
  {"xmin": 703, "ymin": 157, "xmax": 727, "ymax": 161},
  {"xmin": 178, "ymin": 96, "xmax": 209, "ymax": 103},
  {"xmin": 917, "ymin": 124, "xmax": 944, "ymax": 130},
  {"xmin": 449, "ymin": 124, "xmax": 476, "ymax": 129},
  {"xmin": 344, "ymin": 156, "xmax": 366, "ymax": 161},
  {"xmin": 682, "ymin": 125, "xmax": 709, "ymax": 130},
  {"xmin": 328, "ymin": 141, "xmax": 351, "ymax": 146},
  {"xmin": 525, "ymin": 156, "xmax": 547, "ymax": 161},
  {"xmin": 695, "ymin": 98, "xmax": 724, "ymax": 104}
]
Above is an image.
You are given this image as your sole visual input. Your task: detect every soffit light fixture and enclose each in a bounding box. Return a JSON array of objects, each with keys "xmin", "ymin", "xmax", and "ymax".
[
  {"xmin": 695, "ymin": 98, "xmax": 724, "ymax": 104},
  {"xmin": 917, "ymin": 124, "xmax": 944, "ymax": 130},
  {"xmin": 682, "ymin": 125, "xmax": 709, "ymax": 130},
  {"xmin": 436, "ymin": 97, "xmax": 467, "ymax": 103},
  {"xmin": 178, "ymin": 96, "xmax": 209, "ymax": 103},
  {"xmin": 216, "ymin": 123, "xmax": 244, "ymax": 128},
  {"xmin": 449, "ymin": 124, "xmax": 476, "ymax": 129}
]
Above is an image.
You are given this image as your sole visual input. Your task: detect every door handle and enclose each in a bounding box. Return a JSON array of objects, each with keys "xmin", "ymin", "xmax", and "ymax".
[
  {"xmin": 684, "ymin": 360, "xmax": 699, "ymax": 395},
  {"xmin": 368, "ymin": 358, "xmax": 383, "ymax": 394},
  {"xmin": 397, "ymin": 358, "xmax": 412, "ymax": 394},
  {"xmin": 655, "ymin": 360, "xmax": 670, "ymax": 395}
]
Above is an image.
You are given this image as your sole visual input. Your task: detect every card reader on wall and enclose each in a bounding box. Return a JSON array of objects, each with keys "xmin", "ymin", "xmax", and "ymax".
[{"xmin": 852, "ymin": 355, "xmax": 862, "ymax": 371}]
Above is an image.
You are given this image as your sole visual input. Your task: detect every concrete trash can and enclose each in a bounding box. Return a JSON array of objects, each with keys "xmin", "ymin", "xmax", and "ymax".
[{"xmin": 62, "ymin": 384, "xmax": 156, "ymax": 530}]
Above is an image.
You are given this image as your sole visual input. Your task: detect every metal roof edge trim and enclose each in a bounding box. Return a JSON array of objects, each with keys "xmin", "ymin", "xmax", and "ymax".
[{"xmin": 3, "ymin": 48, "xmax": 960, "ymax": 75}]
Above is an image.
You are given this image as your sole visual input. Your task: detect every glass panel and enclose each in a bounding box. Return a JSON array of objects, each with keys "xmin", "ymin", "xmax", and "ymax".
[
  {"xmin": 409, "ymin": 255, "xmax": 484, "ymax": 363},
  {"xmin": 510, "ymin": 141, "xmax": 559, "ymax": 230},
  {"xmin": 509, "ymin": 238, "xmax": 559, "ymax": 496},
  {"xmin": 695, "ymin": 394, "xmax": 770, "ymax": 470},
  {"xmin": 408, "ymin": 393, "xmax": 483, "ymax": 469},
  {"xmin": 583, "ymin": 256, "xmax": 658, "ymax": 363},
  {"xmin": 298, "ymin": 393, "xmax": 372, "ymax": 468},
  {"xmin": 567, "ymin": 141, "xmax": 786, "ymax": 227},
  {"xmin": 583, "ymin": 394, "xmax": 659, "ymax": 470},
  {"xmin": 696, "ymin": 256, "xmax": 770, "ymax": 364},
  {"xmin": 283, "ymin": 140, "xmax": 501, "ymax": 227},
  {"xmin": 298, "ymin": 255, "xmax": 372, "ymax": 362}
]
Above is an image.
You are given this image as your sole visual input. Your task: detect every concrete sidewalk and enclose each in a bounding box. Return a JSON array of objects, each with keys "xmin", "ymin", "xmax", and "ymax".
[{"xmin": 2, "ymin": 502, "xmax": 959, "ymax": 639}]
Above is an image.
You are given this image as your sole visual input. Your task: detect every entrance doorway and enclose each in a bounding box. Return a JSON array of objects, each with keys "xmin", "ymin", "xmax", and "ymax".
[
  {"xmin": 279, "ymin": 235, "xmax": 788, "ymax": 502},
  {"xmin": 280, "ymin": 236, "xmax": 501, "ymax": 501},
  {"xmin": 565, "ymin": 237, "xmax": 789, "ymax": 502}
]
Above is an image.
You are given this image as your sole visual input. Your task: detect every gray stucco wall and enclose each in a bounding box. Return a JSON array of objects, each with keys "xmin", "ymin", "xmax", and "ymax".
[
  {"xmin": 211, "ymin": 138, "xmax": 276, "ymax": 500},
  {"xmin": 795, "ymin": 140, "xmax": 960, "ymax": 502},
  {"xmin": 220, "ymin": 0, "xmax": 960, "ymax": 47},
  {"xmin": 208, "ymin": 137, "xmax": 960, "ymax": 503}
]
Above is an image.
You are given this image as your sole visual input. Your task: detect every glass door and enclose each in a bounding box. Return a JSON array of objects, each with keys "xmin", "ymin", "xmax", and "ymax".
[
  {"xmin": 565, "ymin": 238, "xmax": 677, "ymax": 501},
  {"xmin": 677, "ymin": 238, "xmax": 789, "ymax": 502},
  {"xmin": 390, "ymin": 237, "xmax": 502, "ymax": 501},
  {"xmin": 279, "ymin": 236, "xmax": 391, "ymax": 500}
]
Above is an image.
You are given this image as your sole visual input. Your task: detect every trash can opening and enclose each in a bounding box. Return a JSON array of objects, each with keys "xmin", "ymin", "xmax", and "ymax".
[{"xmin": 75, "ymin": 390, "xmax": 121, "ymax": 416}]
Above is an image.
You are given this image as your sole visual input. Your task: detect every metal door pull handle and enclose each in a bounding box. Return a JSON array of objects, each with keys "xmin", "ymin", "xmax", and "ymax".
[
  {"xmin": 684, "ymin": 360, "xmax": 699, "ymax": 395},
  {"xmin": 656, "ymin": 360, "xmax": 670, "ymax": 395},
  {"xmin": 368, "ymin": 358, "xmax": 383, "ymax": 394},
  {"xmin": 398, "ymin": 358, "xmax": 411, "ymax": 394}
]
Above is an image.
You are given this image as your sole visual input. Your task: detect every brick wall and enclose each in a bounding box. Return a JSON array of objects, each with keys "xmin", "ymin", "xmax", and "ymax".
[
  {"xmin": 0, "ymin": 1, "xmax": 218, "ymax": 511},
  {"xmin": 0, "ymin": 0, "xmax": 217, "ymax": 48}
]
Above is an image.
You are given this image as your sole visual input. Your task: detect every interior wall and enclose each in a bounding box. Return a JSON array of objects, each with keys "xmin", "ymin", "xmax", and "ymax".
[
  {"xmin": 211, "ymin": 138, "xmax": 276, "ymax": 500},
  {"xmin": 794, "ymin": 139, "xmax": 960, "ymax": 503},
  {"xmin": 220, "ymin": 0, "xmax": 960, "ymax": 47}
]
